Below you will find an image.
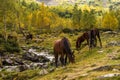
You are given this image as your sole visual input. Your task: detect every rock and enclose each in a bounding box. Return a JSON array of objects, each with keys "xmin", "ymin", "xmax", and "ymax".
[
  {"xmin": 39, "ymin": 69, "xmax": 48, "ymax": 75},
  {"xmin": 107, "ymin": 41, "xmax": 118, "ymax": 46},
  {"xmin": 29, "ymin": 63, "xmax": 44, "ymax": 69},
  {"xmin": 3, "ymin": 66, "xmax": 19, "ymax": 72},
  {"xmin": 91, "ymin": 64, "xmax": 97, "ymax": 67},
  {"xmin": 112, "ymin": 68, "xmax": 120, "ymax": 72},
  {"xmin": 2, "ymin": 58, "xmax": 14, "ymax": 66},
  {"xmin": 39, "ymin": 56, "xmax": 50, "ymax": 63},
  {"xmin": 19, "ymin": 64, "xmax": 30, "ymax": 72},
  {"xmin": 97, "ymin": 50, "xmax": 104, "ymax": 53},
  {"xmin": 104, "ymin": 31, "xmax": 118, "ymax": 34},
  {"xmin": 49, "ymin": 68, "xmax": 55, "ymax": 73},
  {"xmin": 22, "ymin": 50, "xmax": 52, "ymax": 63},
  {"xmin": 97, "ymin": 73, "xmax": 120, "ymax": 79},
  {"xmin": 106, "ymin": 41, "xmax": 120, "ymax": 47},
  {"xmin": 92, "ymin": 65, "xmax": 113, "ymax": 71},
  {"xmin": 22, "ymin": 52, "xmax": 39, "ymax": 62},
  {"xmin": 14, "ymin": 58, "xmax": 24, "ymax": 65},
  {"xmin": 21, "ymin": 46, "xmax": 28, "ymax": 51},
  {"xmin": 81, "ymin": 73, "xmax": 89, "ymax": 77}
]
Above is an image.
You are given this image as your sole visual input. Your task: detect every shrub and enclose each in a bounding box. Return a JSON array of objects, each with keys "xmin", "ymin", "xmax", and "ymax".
[
  {"xmin": 62, "ymin": 28, "xmax": 73, "ymax": 33},
  {"xmin": 4, "ymin": 39, "xmax": 20, "ymax": 53}
]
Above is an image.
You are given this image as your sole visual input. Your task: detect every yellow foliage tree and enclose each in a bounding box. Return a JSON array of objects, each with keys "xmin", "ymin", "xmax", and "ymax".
[
  {"xmin": 102, "ymin": 12, "xmax": 118, "ymax": 30},
  {"xmin": 31, "ymin": 3, "xmax": 52, "ymax": 30}
]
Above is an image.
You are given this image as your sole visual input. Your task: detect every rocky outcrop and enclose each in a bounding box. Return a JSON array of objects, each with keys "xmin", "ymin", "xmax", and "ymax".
[
  {"xmin": 106, "ymin": 41, "xmax": 120, "ymax": 47},
  {"xmin": 91, "ymin": 64, "xmax": 120, "ymax": 72},
  {"xmin": 0, "ymin": 48, "xmax": 55, "ymax": 72}
]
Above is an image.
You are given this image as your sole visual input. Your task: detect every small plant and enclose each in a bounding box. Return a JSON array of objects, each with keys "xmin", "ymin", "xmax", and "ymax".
[{"xmin": 4, "ymin": 38, "xmax": 20, "ymax": 53}]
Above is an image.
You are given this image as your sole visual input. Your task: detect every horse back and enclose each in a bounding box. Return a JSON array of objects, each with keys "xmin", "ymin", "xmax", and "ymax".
[{"xmin": 54, "ymin": 39, "xmax": 62, "ymax": 54}]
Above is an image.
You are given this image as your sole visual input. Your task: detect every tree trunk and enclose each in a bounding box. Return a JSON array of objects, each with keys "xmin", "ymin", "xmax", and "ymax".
[{"xmin": 3, "ymin": 15, "xmax": 7, "ymax": 42}]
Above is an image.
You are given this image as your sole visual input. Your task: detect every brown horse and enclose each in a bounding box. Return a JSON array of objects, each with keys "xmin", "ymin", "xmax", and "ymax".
[
  {"xmin": 89, "ymin": 28, "xmax": 102, "ymax": 48},
  {"xmin": 76, "ymin": 28, "xmax": 102, "ymax": 50},
  {"xmin": 54, "ymin": 37, "xmax": 75, "ymax": 67},
  {"xmin": 76, "ymin": 32, "xmax": 89, "ymax": 50}
]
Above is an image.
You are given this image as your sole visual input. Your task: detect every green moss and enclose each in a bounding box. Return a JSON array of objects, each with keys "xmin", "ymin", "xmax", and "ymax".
[{"xmin": 0, "ymin": 69, "xmax": 40, "ymax": 80}]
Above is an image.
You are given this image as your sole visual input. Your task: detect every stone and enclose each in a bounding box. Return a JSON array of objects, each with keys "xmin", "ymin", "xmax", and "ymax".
[
  {"xmin": 97, "ymin": 73, "xmax": 120, "ymax": 79},
  {"xmin": 39, "ymin": 69, "xmax": 48, "ymax": 75},
  {"xmin": 92, "ymin": 65, "xmax": 113, "ymax": 71}
]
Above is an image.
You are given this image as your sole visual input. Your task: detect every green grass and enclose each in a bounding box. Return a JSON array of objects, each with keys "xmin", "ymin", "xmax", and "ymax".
[
  {"xmin": 1, "ymin": 32, "xmax": 120, "ymax": 80},
  {"xmin": 0, "ymin": 69, "xmax": 40, "ymax": 80},
  {"xmin": 33, "ymin": 32, "xmax": 120, "ymax": 80}
]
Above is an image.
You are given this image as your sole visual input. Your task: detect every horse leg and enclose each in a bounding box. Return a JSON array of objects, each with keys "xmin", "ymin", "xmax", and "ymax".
[
  {"xmin": 94, "ymin": 37, "xmax": 97, "ymax": 47},
  {"xmin": 97, "ymin": 32, "xmax": 102, "ymax": 48},
  {"xmin": 86, "ymin": 38, "xmax": 89, "ymax": 48},
  {"xmin": 65, "ymin": 54, "xmax": 67, "ymax": 65},
  {"xmin": 55, "ymin": 54, "xmax": 58, "ymax": 67},
  {"xmin": 60, "ymin": 54, "xmax": 65, "ymax": 66}
]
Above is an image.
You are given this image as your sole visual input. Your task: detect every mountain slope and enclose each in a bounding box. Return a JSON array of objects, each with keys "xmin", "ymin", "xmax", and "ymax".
[{"xmin": 33, "ymin": 31, "xmax": 120, "ymax": 80}]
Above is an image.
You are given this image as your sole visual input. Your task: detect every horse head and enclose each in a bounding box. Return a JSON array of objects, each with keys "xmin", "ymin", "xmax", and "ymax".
[{"xmin": 68, "ymin": 50, "xmax": 75, "ymax": 63}]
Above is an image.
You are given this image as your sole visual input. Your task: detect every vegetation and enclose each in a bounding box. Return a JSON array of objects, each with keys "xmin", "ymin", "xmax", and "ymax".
[{"xmin": 0, "ymin": 0, "xmax": 120, "ymax": 80}]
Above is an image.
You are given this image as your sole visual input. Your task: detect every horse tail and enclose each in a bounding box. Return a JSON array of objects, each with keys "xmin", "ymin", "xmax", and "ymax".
[
  {"xmin": 65, "ymin": 39, "xmax": 71, "ymax": 54},
  {"xmin": 62, "ymin": 37, "xmax": 72, "ymax": 55}
]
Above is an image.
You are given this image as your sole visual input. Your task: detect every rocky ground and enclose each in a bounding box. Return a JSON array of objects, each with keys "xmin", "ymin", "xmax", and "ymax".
[
  {"xmin": 0, "ymin": 46, "xmax": 55, "ymax": 73},
  {"xmin": 34, "ymin": 31, "xmax": 120, "ymax": 80},
  {"xmin": 0, "ymin": 30, "xmax": 120, "ymax": 80}
]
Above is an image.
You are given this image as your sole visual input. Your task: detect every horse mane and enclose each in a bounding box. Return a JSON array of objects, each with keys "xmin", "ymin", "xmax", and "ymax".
[{"xmin": 62, "ymin": 37, "xmax": 72, "ymax": 55}]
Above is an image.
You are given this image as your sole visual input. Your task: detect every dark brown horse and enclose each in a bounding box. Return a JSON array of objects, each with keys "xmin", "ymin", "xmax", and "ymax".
[
  {"xmin": 89, "ymin": 28, "xmax": 102, "ymax": 48},
  {"xmin": 76, "ymin": 32, "xmax": 89, "ymax": 50},
  {"xmin": 54, "ymin": 37, "xmax": 75, "ymax": 67},
  {"xmin": 76, "ymin": 28, "xmax": 102, "ymax": 50}
]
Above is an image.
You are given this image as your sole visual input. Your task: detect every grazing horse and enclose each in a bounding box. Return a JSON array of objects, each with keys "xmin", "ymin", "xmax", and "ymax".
[
  {"xmin": 54, "ymin": 37, "xmax": 75, "ymax": 67},
  {"xmin": 89, "ymin": 28, "xmax": 102, "ymax": 48},
  {"xmin": 76, "ymin": 32, "xmax": 89, "ymax": 50},
  {"xmin": 76, "ymin": 28, "xmax": 102, "ymax": 50}
]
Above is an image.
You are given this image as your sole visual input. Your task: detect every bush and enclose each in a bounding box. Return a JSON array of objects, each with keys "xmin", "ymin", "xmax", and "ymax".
[
  {"xmin": 62, "ymin": 28, "xmax": 73, "ymax": 33},
  {"xmin": 0, "ymin": 70, "xmax": 39, "ymax": 80},
  {"xmin": 4, "ymin": 39, "xmax": 20, "ymax": 53}
]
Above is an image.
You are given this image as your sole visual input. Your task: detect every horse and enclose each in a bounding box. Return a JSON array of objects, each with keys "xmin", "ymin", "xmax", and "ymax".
[
  {"xmin": 76, "ymin": 28, "xmax": 102, "ymax": 50},
  {"xmin": 89, "ymin": 28, "xmax": 102, "ymax": 48},
  {"xmin": 76, "ymin": 32, "xmax": 89, "ymax": 50},
  {"xmin": 54, "ymin": 37, "xmax": 75, "ymax": 67}
]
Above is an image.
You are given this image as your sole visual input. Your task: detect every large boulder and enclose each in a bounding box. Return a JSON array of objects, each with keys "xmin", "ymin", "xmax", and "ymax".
[
  {"xmin": 22, "ymin": 52, "xmax": 50, "ymax": 63},
  {"xmin": 22, "ymin": 52, "xmax": 39, "ymax": 62},
  {"xmin": 2, "ymin": 58, "xmax": 14, "ymax": 66},
  {"xmin": 19, "ymin": 64, "xmax": 30, "ymax": 72}
]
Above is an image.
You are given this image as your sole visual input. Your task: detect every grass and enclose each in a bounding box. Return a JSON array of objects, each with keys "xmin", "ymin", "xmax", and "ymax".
[
  {"xmin": 0, "ymin": 69, "xmax": 40, "ymax": 80},
  {"xmin": 33, "ymin": 31, "xmax": 120, "ymax": 80},
  {"xmin": 1, "ymin": 31, "xmax": 120, "ymax": 80}
]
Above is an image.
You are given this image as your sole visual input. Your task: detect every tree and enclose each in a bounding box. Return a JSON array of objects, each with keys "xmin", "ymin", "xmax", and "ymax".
[
  {"xmin": 102, "ymin": 12, "xmax": 118, "ymax": 30},
  {"xmin": 0, "ymin": 0, "xmax": 17, "ymax": 41},
  {"xmin": 114, "ymin": 9, "xmax": 120, "ymax": 30},
  {"xmin": 80, "ymin": 9, "xmax": 96, "ymax": 29},
  {"xmin": 72, "ymin": 4, "xmax": 82, "ymax": 29}
]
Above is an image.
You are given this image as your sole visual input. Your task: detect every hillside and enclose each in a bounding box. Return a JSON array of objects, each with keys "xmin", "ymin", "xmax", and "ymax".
[
  {"xmin": 32, "ymin": 31, "xmax": 120, "ymax": 80},
  {"xmin": 0, "ymin": 0, "xmax": 120, "ymax": 80},
  {"xmin": 36, "ymin": 0, "xmax": 120, "ymax": 7}
]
